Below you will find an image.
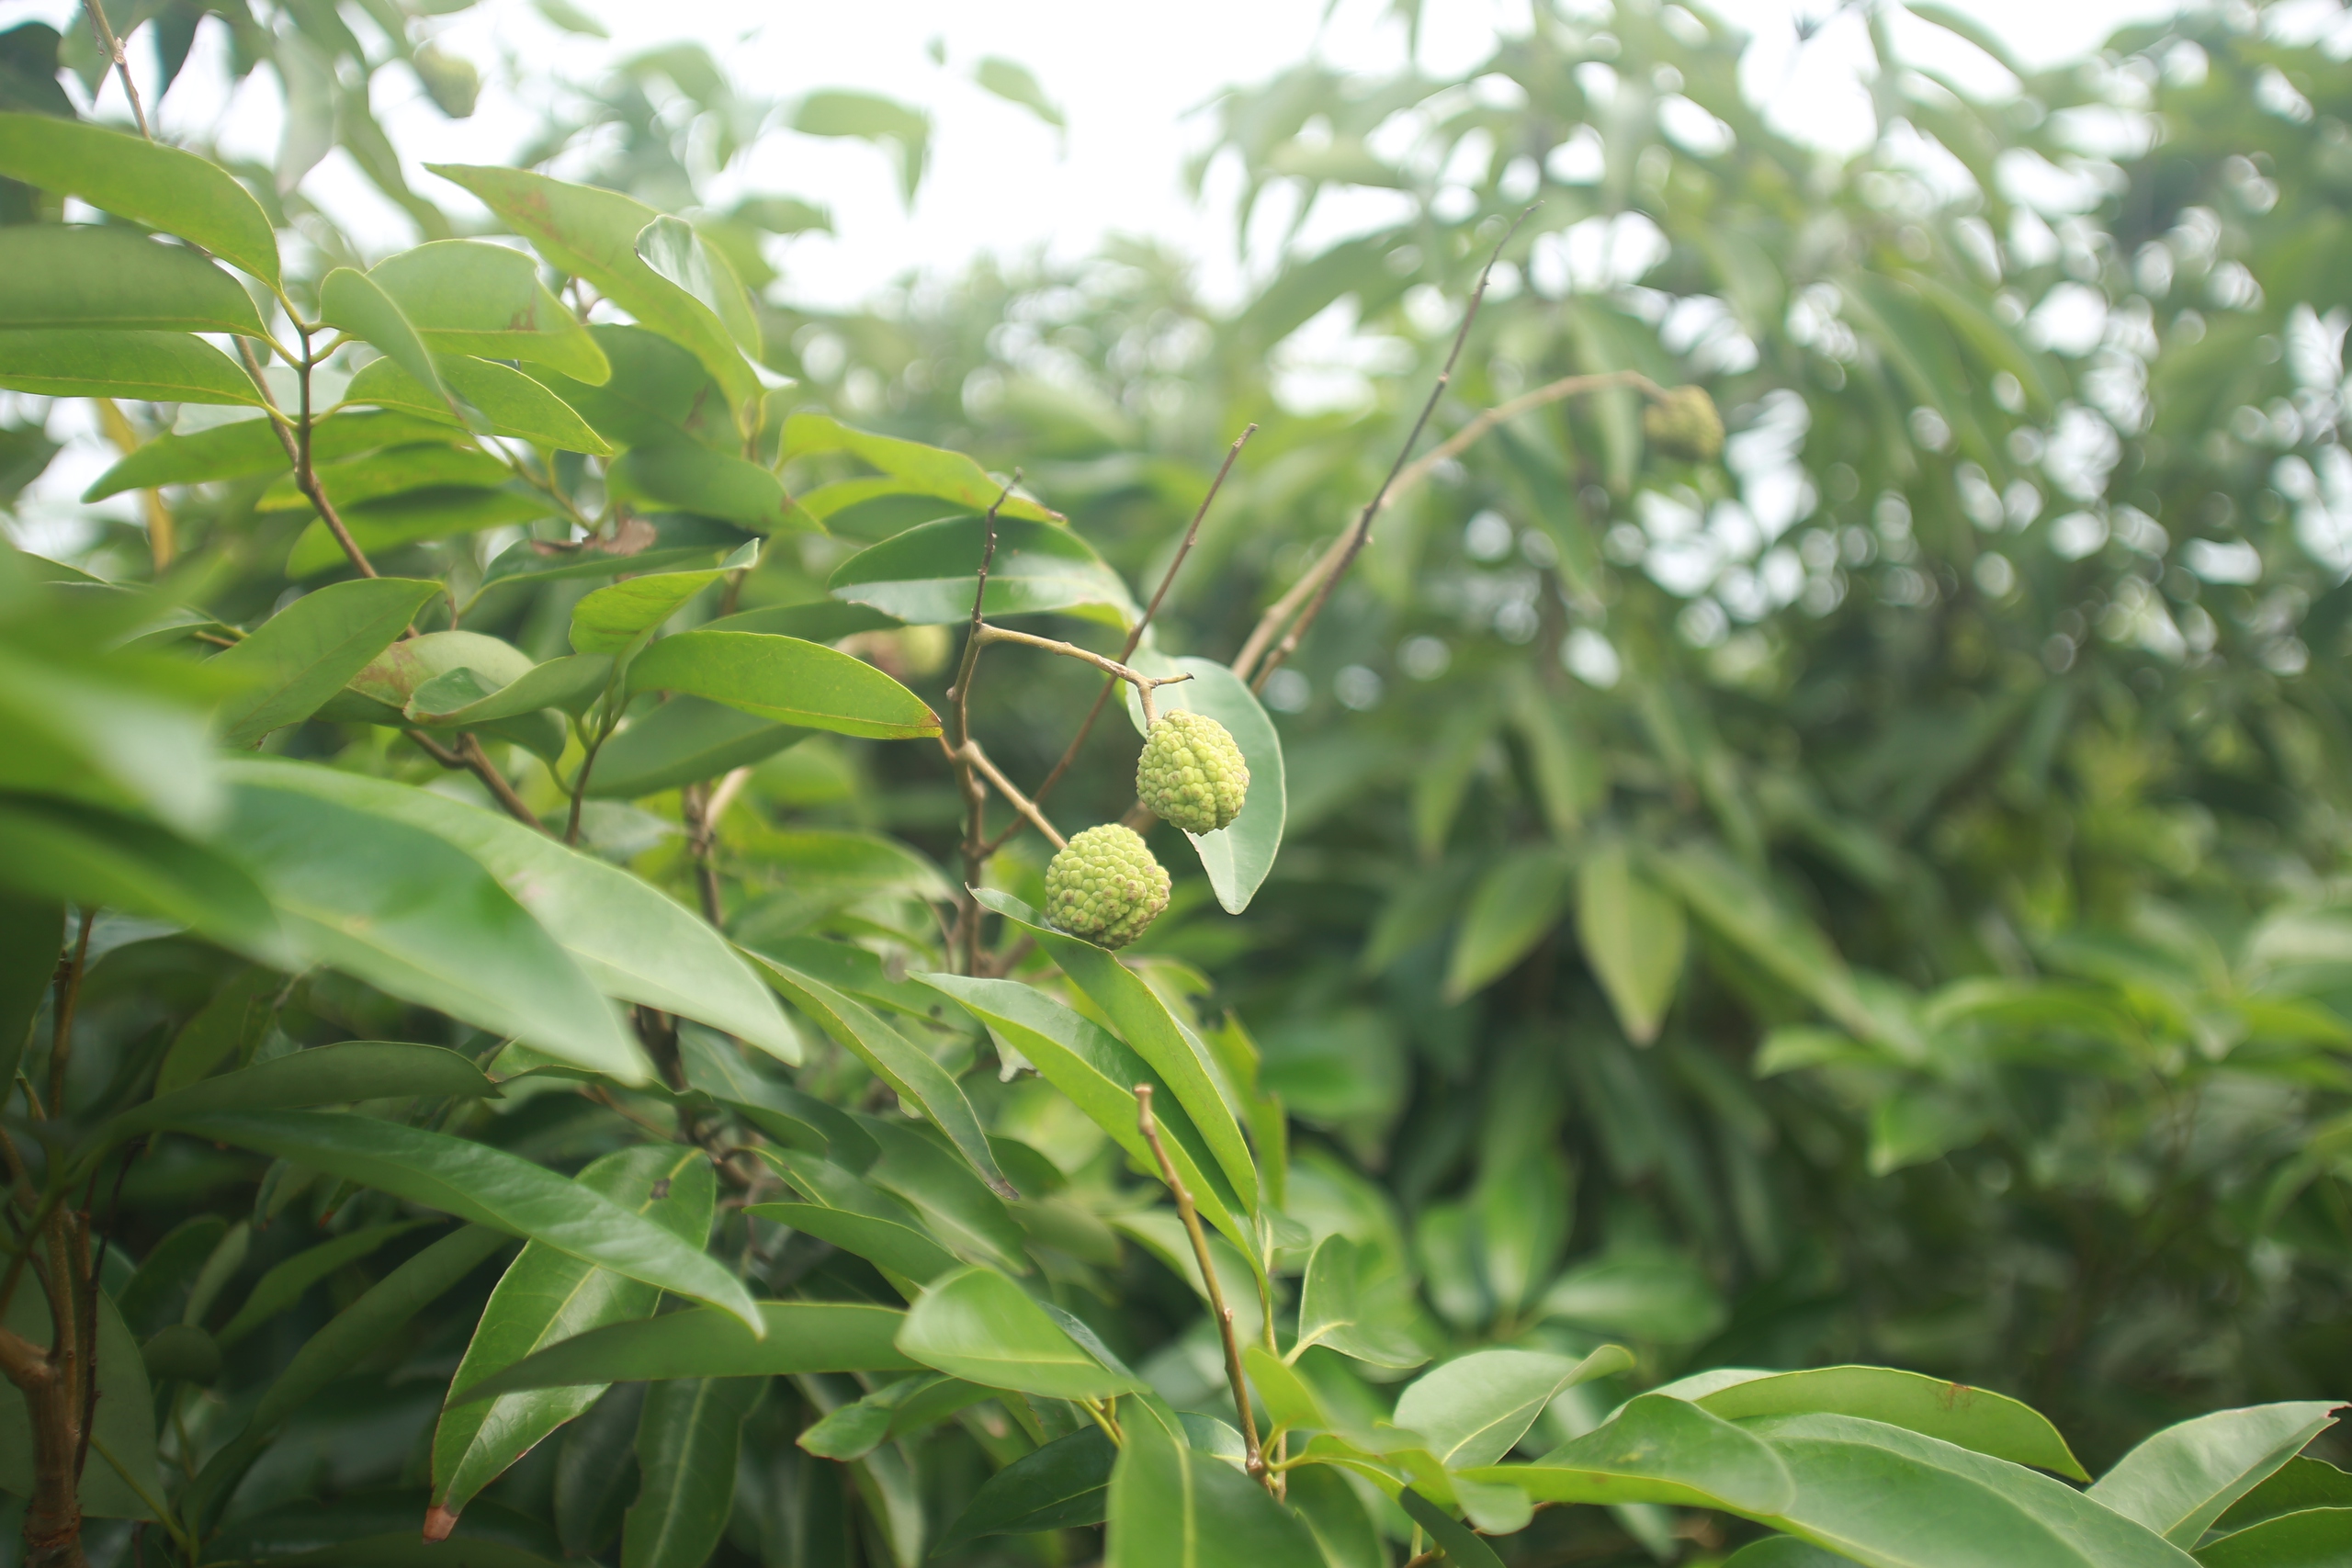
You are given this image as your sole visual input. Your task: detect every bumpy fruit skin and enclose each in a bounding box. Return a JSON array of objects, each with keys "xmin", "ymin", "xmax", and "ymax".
[
  {"xmin": 1045, "ymin": 824, "xmax": 1170, "ymax": 949},
  {"xmin": 1643, "ymin": 384, "xmax": 1724, "ymax": 463},
  {"xmin": 1136, "ymin": 710, "xmax": 1250, "ymax": 835}
]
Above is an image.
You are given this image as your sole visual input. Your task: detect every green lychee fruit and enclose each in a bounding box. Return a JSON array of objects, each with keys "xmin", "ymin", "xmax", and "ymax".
[
  {"xmin": 1643, "ymin": 385, "xmax": 1724, "ymax": 463},
  {"xmin": 1045, "ymin": 824, "xmax": 1170, "ymax": 949},
  {"xmin": 1136, "ymin": 709, "xmax": 1250, "ymax": 835}
]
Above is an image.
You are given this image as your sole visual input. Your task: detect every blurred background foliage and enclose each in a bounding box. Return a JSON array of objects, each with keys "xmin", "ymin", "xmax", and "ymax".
[{"xmin": 13, "ymin": 0, "xmax": 2352, "ymax": 1545}]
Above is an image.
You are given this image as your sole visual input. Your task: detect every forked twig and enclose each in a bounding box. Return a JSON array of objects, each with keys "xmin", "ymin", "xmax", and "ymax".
[
  {"xmin": 956, "ymin": 740, "xmax": 1067, "ymax": 850},
  {"xmin": 1136, "ymin": 1084, "xmax": 1268, "ymax": 1489}
]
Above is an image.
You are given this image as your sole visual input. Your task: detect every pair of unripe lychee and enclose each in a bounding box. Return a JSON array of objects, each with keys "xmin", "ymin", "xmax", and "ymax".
[{"xmin": 1042, "ymin": 709, "xmax": 1249, "ymax": 948}]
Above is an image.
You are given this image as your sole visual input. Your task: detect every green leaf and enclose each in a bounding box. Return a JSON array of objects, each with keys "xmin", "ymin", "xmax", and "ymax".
[
  {"xmin": 608, "ymin": 446, "xmax": 794, "ymax": 531},
  {"xmin": 406, "ymin": 653, "xmax": 612, "ymax": 726},
  {"xmin": 231, "ymin": 761, "xmax": 800, "ymax": 1066},
  {"xmin": 1722, "ymin": 1540, "xmax": 1852, "ymax": 1568},
  {"xmin": 2089, "ymin": 1404, "xmax": 2342, "ymax": 1546},
  {"xmin": 973, "ymin": 57, "xmax": 1064, "ymax": 128},
  {"xmin": 782, "ymin": 412, "xmax": 1059, "ymax": 523},
  {"xmin": 915, "ymin": 973, "xmax": 1253, "ymax": 1254},
  {"xmin": 526, "ymin": 325, "xmax": 733, "ymax": 452},
  {"xmin": 322, "ymin": 265, "xmax": 447, "ymax": 404},
  {"xmin": 1445, "ymin": 848, "xmax": 1576, "ymax": 1002},
  {"xmin": 1121, "ymin": 656, "xmax": 1287, "ymax": 914},
  {"xmin": 2198, "ymin": 1508, "xmax": 2352, "ymax": 1568},
  {"xmin": 1399, "ymin": 1488, "xmax": 1508, "ymax": 1568},
  {"xmin": 1540, "ymin": 1247, "xmax": 1726, "ymax": 1345},
  {"xmin": 1393, "ymin": 1347, "xmax": 1634, "ymax": 1469},
  {"xmin": 82, "ymin": 410, "xmax": 448, "ymax": 501},
  {"xmin": 898, "ymin": 1266, "xmax": 1140, "ymax": 1399},
  {"xmin": 745, "ymin": 953, "xmax": 1013, "ymax": 1198},
  {"xmin": 971, "ymin": 889, "xmax": 1260, "ymax": 1217},
  {"xmin": 1293, "ymin": 1232, "xmax": 1427, "ymax": 1370},
  {"xmin": 1105, "ymin": 1401, "xmax": 1324, "ymax": 1568},
  {"xmin": 0, "ymin": 329, "xmax": 266, "ymax": 404},
  {"xmin": 209, "ymin": 577, "xmax": 439, "ymax": 748},
  {"xmin": 119, "ymin": 1214, "xmax": 230, "ymax": 1340},
  {"xmin": 100, "ymin": 1040, "xmax": 493, "ymax": 1153},
  {"xmin": 254, "ymin": 443, "xmax": 510, "ymax": 513},
  {"xmin": 345, "ymin": 354, "xmax": 614, "ymax": 455},
  {"xmin": 937, "ymin": 1427, "xmax": 1114, "ymax": 1551},
  {"xmin": 797, "ymin": 1374, "xmax": 988, "ymax": 1461},
  {"xmin": 1577, "ymin": 841, "xmax": 1686, "ymax": 1043},
  {"xmin": 791, "ymin": 92, "xmax": 932, "ymax": 205},
  {"xmin": 427, "ymin": 164, "xmax": 759, "ymax": 430},
  {"xmin": 1467, "ymin": 1394, "xmax": 1795, "ymax": 1516},
  {"xmin": 569, "ymin": 547, "xmax": 753, "ymax": 655},
  {"xmin": 627, "ymin": 630, "xmax": 940, "ymax": 739},
  {"xmin": 213, "ymin": 1219, "xmax": 435, "ymax": 1349},
  {"xmin": 216, "ymin": 777, "xmax": 650, "ymax": 1079},
  {"xmin": 829, "ymin": 517, "xmax": 1137, "ymax": 628},
  {"xmin": 285, "ymin": 490, "xmax": 552, "ymax": 578},
  {"xmin": 481, "ymin": 525, "xmax": 740, "ymax": 593},
  {"xmin": 621, "ymin": 1376, "xmax": 763, "ymax": 1568},
  {"xmin": 859, "ymin": 1116, "xmax": 1030, "ymax": 1274},
  {"xmin": 207, "ymin": 1497, "xmax": 569, "ymax": 1568},
  {"xmin": 369, "ymin": 238, "xmax": 609, "ymax": 382},
  {"xmin": 2217, "ymin": 1459, "xmax": 2352, "ymax": 1535},
  {"xmin": 0, "ymin": 893, "xmax": 56, "ymax": 1090},
  {"xmin": 1649, "ymin": 842, "xmax": 1883, "ymax": 1043},
  {"xmin": 158, "ymin": 1110, "xmax": 759, "ymax": 1329},
  {"xmin": 456, "ymin": 1303, "xmax": 917, "ymax": 1400},
  {"xmin": 634, "ymin": 214, "xmax": 760, "ymax": 359},
  {"xmin": 433, "ymin": 1145, "xmax": 717, "ymax": 1526},
  {"xmin": 0, "ymin": 797, "xmax": 282, "ymax": 965},
  {"xmin": 0, "ymin": 226, "xmax": 267, "ymax": 335},
  {"xmin": 0, "ymin": 1280, "xmax": 162, "ymax": 1518},
  {"xmin": 1683, "ymin": 1367, "xmax": 2086, "ymax": 1481},
  {"xmin": 0, "ymin": 110, "xmax": 281, "ymax": 284},
  {"xmin": 586, "ymin": 697, "xmax": 806, "ymax": 797},
  {"xmin": 1751, "ymin": 1414, "xmax": 2197, "ymax": 1568},
  {"xmin": 741, "ymin": 1201, "xmax": 959, "ymax": 1284}
]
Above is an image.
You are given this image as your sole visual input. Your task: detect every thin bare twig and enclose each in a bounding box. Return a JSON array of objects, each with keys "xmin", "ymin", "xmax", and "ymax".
[
  {"xmin": 1136, "ymin": 1085, "xmax": 1268, "ymax": 1489},
  {"xmin": 405, "ymin": 732, "xmax": 545, "ymax": 833},
  {"xmin": 46, "ymin": 913, "xmax": 93, "ymax": 1124},
  {"xmin": 956, "ymin": 740, "xmax": 1067, "ymax": 850},
  {"xmin": 681, "ymin": 781, "xmax": 723, "ymax": 926},
  {"xmin": 984, "ymin": 426, "xmax": 1255, "ymax": 855},
  {"xmin": 946, "ymin": 479, "xmax": 1018, "ymax": 975},
  {"xmin": 80, "ymin": 0, "xmax": 151, "ymax": 139},
  {"xmin": 1236, "ymin": 209, "xmax": 1536, "ymax": 689}
]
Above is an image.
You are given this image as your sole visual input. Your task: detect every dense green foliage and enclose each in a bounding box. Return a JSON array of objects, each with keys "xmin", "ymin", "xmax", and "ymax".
[{"xmin": 1, "ymin": 1, "xmax": 2350, "ymax": 1566}]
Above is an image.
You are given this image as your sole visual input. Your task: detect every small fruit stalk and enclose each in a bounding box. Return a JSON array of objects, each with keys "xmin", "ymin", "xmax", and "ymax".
[
  {"xmin": 1045, "ymin": 824, "xmax": 1170, "ymax": 949},
  {"xmin": 1136, "ymin": 709, "xmax": 1250, "ymax": 835}
]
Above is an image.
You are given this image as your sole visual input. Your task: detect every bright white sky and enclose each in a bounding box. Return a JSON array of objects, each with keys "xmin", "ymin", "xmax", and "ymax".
[{"xmin": 38, "ymin": 0, "xmax": 2187, "ymax": 310}]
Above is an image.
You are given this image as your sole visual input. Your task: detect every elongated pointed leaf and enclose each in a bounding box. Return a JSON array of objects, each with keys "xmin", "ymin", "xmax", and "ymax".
[
  {"xmin": 783, "ymin": 412, "xmax": 1059, "ymax": 522},
  {"xmin": 627, "ymin": 629, "xmax": 939, "ymax": 739},
  {"xmin": 830, "ymin": 516, "xmax": 1136, "ymax": 627},
  {"xmin": 746, "ymin": 953, "xmax": 1012, "ymax": 1197},
  {"xmin": 611, "ymin": 446, "xmax": 793, "ymax": 531},
  {"xmin": 229, "ymin": 761, "xmax": 800, "ymax": 1065},
  {"xmin": 569, "ymin": 549, "xmax": 752, "ymax": 654},
  {"xmin": 254, "ymin": 444, "xmax": 509, "ymax": 513},
  {"xmin": 898, "ymin": 1267, "xmax": 1142, "ymax": 1400},
  {"xmin": 622, "ymin": 1376, "xmax": 763, "ymax": 1568},
  {"xmin": 2090, "ymin": 1404, "xmax": 2342, "ymax": 1546},
  {"xmin": 369, "ymin": 238, "xmax": 608, "ymax": 382},
  {"xmin": 210, "ymin": 578, "xmax": 439, "ymax": 748},
  {"xmin": 0, "ymin": 797, "xmax": 281, "ymax": 964},
  {"xmin": 939, "ymin": 1427, "xmax": 1114, "ymax": 1551},
  {"xmin": 217, "ymin": 779, "xmax": 650, "ymax": 1080},
  {"xmin": 409, "ymin": 654, "xmax": 612, "ymax": 726},
  {"xmin": 156, "ymin": 1110, "xmax": 758, "ymax": 1329},
  {"xmin": 345, "ymin": 355, "xmax": 613, "ymax": 455},
  {"xmin": 859, "ymin": 1115, "xmax": 1030, "ymax": 1274},
  {"xmin": 636, "ymin": 215, "xmax": 761, "ymax": 358},
  {"xmin": 1650, "ymin": 843, "xmax": 1880, "ymax": 1042},
  {"xmin": 214, "ymin": 1220, "xmax": 434, "ymax": 1349},
  {"xmin": 971, "ymin": 889, "xmax": 1259, "ymax": 1215},
  {"xmin": 1395, "ymin": 1348, "xmax": 1634, "ymax": 1469},
  {"xmin": 1294, "ymin": 1232, "xmax": 1427, "ymax": 1370},
  {"xmin": 1105, "ymin": 1401, "xmax": 1323, "ymax": 1568},
  {"xmin": 1399, "ymin": 1489, "xmax": 1508, "ymax": 1568},
  {"xmin": 82, "ymin": 410, "xmax": 447, "ymax": 501},
  {"xmin": 0, "ymin": 111, "xmax": 281, "ymax": 284},
  {"xmin": 915, "ymin": 972, "xmax": 1252, "ymax": 1254},
  {"xmin": 322, "ymin": 266, "xmax": 447, "ymax": 403},
  {"xmin": 2198, "ymin": 1507, "xmax": 2352, "ymax": 1568},
  {"xmin": 99, "ymin": 1040, "xmax": 493, "ymax": 1152},
  {"xmin": 1467, "ymin": 1394, "xmax": 1794, "ymax": 1516},
  {"xmin": 1690, "ymin": 1367, "xmax": 2086, "ymax": 1481},
  {"xmin": 434, "ymin": 1145, "xmax": 716, "ymax": 1528},
  {"xmin": 743, "ymin": 1201, "xmax": 958, "ymax": 1284},
  {"xmin": 1122, "ymin": 656, "xmax": 1286, "ymax": 914},
  {"xmin": 0, "ymin": 329, "xmax": 266, "ymax": 404},
  {"xmin": 456, "ymin": 1303, "xmax": 915, "ymax": 1400},
  {"xmin": 0, "ymin": 227, "xmax": 268, "ymax": 336},
  {"xmin": 285, "ymin": 490, "xmax": 551, "ymax": 578},
  {"xmin": 1577, "ymin": 841, "xmax": 1685, "ymax": 1043}
]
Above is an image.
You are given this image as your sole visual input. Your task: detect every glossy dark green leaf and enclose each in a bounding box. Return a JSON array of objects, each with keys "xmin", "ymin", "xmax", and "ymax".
[
  {"xmin": 746, "ymin": 953, "xmax": 1013, "ymax": 1197},
  {"xmin": 0, "ymin": 226, "xmax": 267, "ymax": 335},
  {"xmin": 2198, "ymin": 1508, "xmax": 2352, "ymax": 1568},
  {"xmin": 209, "ymin": 577, "xmax": 439, "ymax": 748},
  {"xmin": 0, "ymin": 329, "xmax": 266, "ymax": 404},
  {"xmin": 859, "ymin": 1115, "xmax": 1030, "ymax": 1274},
  {"xmin": 1122, "ymin": 655, "xmax": 1287, "ymax": 914},
  {"xmin": 0, "ymin": 1279, "xmax": 162, "ymax": 1518},
  {"xmin": 621, "ymin": 1376, "xmax": 763, "ymax": 1568},
  {"xmin": 1105, "ymin": 1401, "xmax": 1323, "ymax": 1568},
  {"xmin": 897, "ymin": 1266, "xmax": 1142, "ymax": 1400},
  {"xmin": 797, "ymin": 1374, "xmax": 986, "ymax": 1461},
  {"xmin": 216, "ymin": 776, "xmax": 648, "ymax": 1078},
  {"xmin": 213, "ymin": 1219, "xmax": 434, "ymax": 1348},
  {"xmin": 917, "ymin": 971, "xmax": 1252, "ymax": 1253},
  {"xmin": 2216, "ymin": 1458, "xmax": 2352, "ymax": 1534},
  {"xmin": 829, "ymin": 516, "xmax": 1136, "ymax": 628},
  {"xmin": 742, "ymin": 1201, "xmax": 958, "ymax": 1284},
  {"xmin": 1400, "ymin": 1488, "xmax": 1508, "ymax": 1568},
  {"xmin": 2090, "ymin": 1404, "xmax": 2341, "ymax": 1545},
  {"xmin": 209, "ymin": 1496, "xmax": 568, "ymax": 1568},
  {"xmin": 626, "ymin": 630, "xmax": 940, "ymax": 739},
  {"xmin": 783, "ymin": 412, "xmax": 1059, "ymax": 523},
  {"xmin": 585, "ymin": 696, "xmax": 805, "ymax": 798},
  {"xmin": 434, "ymin": 1145, "xmax": 717, "ymax": 1528},
  {"xmin": 0, "ymin": 110, "xmax": 281, "ymax": 284},
  {"xmin": 100, "ymin": 1040, "xmax": 493, "ymax": 1153},
  {"xmin": 456, "ymin": 1303, "xmax": 917, "ymax": 1400},
  {"xmin": 1467, "ymin": 1393, "xmax": 1794, "ymax": 1515},
  {"xmin": 1577, "ymin": 840, "xmax": 1685, "ymax": 1043},
  {"xmin": 119, "ymin": 1213, "xmax": 229, "ymax": 1339},
  {"xmin": 345, "ymin": 354, "xmax": 613, "ymax": 455},
  {"xmin": 428, "ymin": 164, "xmax": 758, "ymax": 427},
  {"xmin": 369, "ymin": 238, "xmax": 609, "ymax": 382},
  {"xmin": 568, "ymin": 546, "xmax": 754, "ymax": 654},
  {"xmin": 937, "ymin": 1427, "xmax": 1114, "ymax": 1551},
  {"xmin": 234, "ymin": 762, "xmax": 800, "ymax": 1064},
  {"xmin": 1294, "ymin": 1232, "xmax": 1427, "ymax": 1370},
  {"xmin": 155, "ymin": 1110, "xmax": 758, "ymax": 1328},
  {"xmin": 1684, "ymin": 1367, "xmax": 2086, "ymax": 1481},
  {"xmin": 322, "ymin": 265, "xmax": 447, "ymax": 403},
  {"xmin": 971, "ymin": 889, "xmax": 1259, "ymax": 1215}
]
